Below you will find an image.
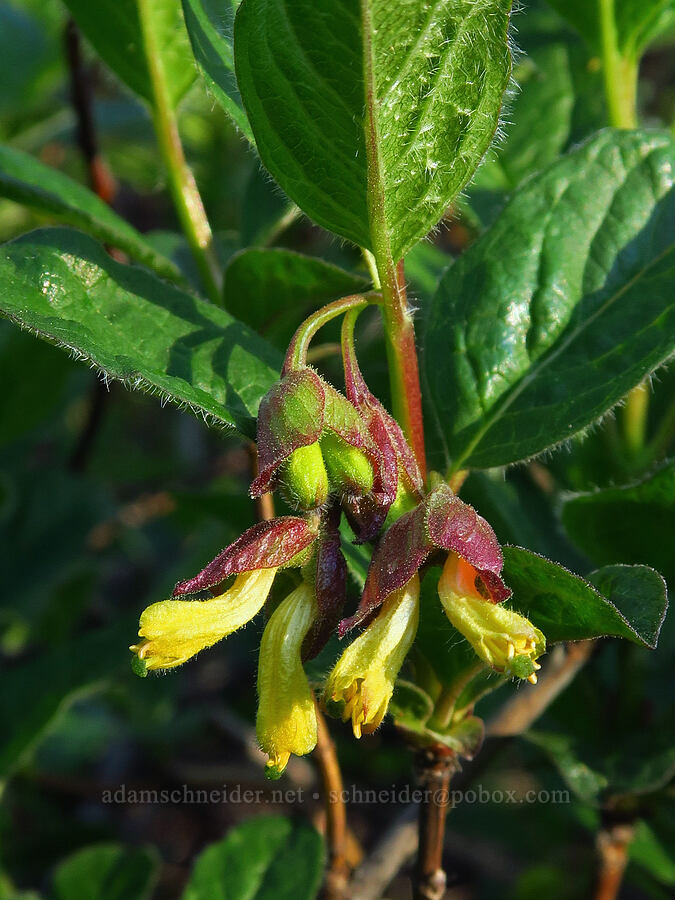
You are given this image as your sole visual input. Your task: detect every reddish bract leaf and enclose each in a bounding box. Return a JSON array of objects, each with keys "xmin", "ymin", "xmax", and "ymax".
[
  {"xmin": 302, "ymin": 502, "xmax": 347, "ymax": 660},
  {"xmin": 339, "ymin": 503, "xmax": 429, "ymax": 634},
  {"xmin": 340, "ymin": 484, "xmax": 509, "ymax": 632},
  {"xmin": 251, "ymin": 368, "xmax": 325, "ymax": 497},
  {"xmin": 172, "ymin": 517, "xmax": 318, "ymax": 596},
  {"xmin": 426, "ymin": 484, "xmax": 503, "ymax": 575}
]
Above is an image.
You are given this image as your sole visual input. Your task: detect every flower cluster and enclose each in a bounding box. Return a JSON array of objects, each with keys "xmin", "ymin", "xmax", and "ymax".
[{"xmin": 131, "ymin": 299, "xmax": 546, "ymax": 776}]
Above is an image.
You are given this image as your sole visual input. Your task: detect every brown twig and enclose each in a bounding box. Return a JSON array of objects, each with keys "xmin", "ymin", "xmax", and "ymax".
[
  {"xmin": 414, "ymin": 745, "xmax": 460, "ymax": 900},
  {"xmin": 349, "ymin": 642, "xmax": 594, "ymax": 897},
  {"xmin": 314, "ymin": 700, "xmax": 350, "ymax": 900},
  {"xmin": 64, "ymin": 19, "xmax": 116, "ymax": 204},
  {"xmin": 594, "ymin": 824, "xmax": 634, "ymax": 900},
  {"xmin": 64, "ymin": 20, "xmax": 118, "ymax": 473}
]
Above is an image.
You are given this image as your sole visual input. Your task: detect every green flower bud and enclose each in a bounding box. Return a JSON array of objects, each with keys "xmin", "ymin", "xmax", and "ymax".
[
  {"xmin": 320, "ymin": 432, "xmax": 374, "ymax": 497},
  {"xmin": 280, "ymin": 443, "xmax": 329, "ymax": 509}
]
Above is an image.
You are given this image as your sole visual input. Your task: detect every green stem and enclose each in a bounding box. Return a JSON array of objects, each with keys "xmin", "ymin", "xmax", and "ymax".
[
  {"xmin": 599, "ymin": 0, "xmax": 648, "ymax": 454},
  {"xmin": 599, "ymin": 0, "xmax": 638, "ymax": 129},
  {"xmin": 137, "ymin": 0, "xmax": 221, "ymax": 304}
]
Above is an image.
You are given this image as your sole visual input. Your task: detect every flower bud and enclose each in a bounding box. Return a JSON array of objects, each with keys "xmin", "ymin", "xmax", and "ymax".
[
  {"xmin": 251, "ymin": 367, "xmax": 377, "ymax": 509},
  {"xmin": 280, "ymin": 443, "xmax": 329, "ymax": 509},
  {"xmin": 320, "ymin": 432, "xmax": 374, "ymax": 496},
  {"xmin": 131, "ymin": 568, "xmax": 277, "ymax": 673},
  {"xmin": 324, "ymin": 574, "xmax": 419, "ymax": 737},
  {"xmin": 438, "ymin": 554, "xmax": 545, "ymax": 682},
  {"xmin": 256, "ymin": 582, "xmax": 318, "ymax": 778}
]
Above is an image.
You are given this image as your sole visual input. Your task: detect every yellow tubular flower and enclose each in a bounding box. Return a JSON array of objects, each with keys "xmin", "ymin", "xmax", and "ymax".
[
  {"xmin": 256, "ymin": 582, "xmax": 318, "ymax": 778},
  {"xmin": 324, "ymin": 573, "xmax": 420, "ymax": 738},
  {"xmin": 130, "ymin": 567, "xmax": 277, "ymax": 671},
  {"xmin": 438, "ymin": 554, "xmax": 545, "ymax": 682}
]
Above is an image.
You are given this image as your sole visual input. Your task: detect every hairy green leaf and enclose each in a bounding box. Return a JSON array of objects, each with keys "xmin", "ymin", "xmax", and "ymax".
[
  {"xmin": 63, "ymin": 0, "xmax": 196, "ymax": 107},
  {"xmin": 182, "ymin": 0, "xmax": 253, "ymax": 141},
  {"xmin": 0, "ymin": 228, "xmax": 281, "ymax": 436},
  {"xmin": 52, "ymin": 844, "xmax": 158, "ymax": 900},
  {"xmin": 182, "ymin": 816, "xmax": 323, "ymax": 900},
  {"xmin": 424, "ymin": 129, "xmax": 675, "ymax": 470},
  {"xmin": 223, "ymin": 248, "xmax": 369, "ymax": 347},
  {"xmin": 235, "ymin": 0, "xmax": 513, "ymax": 260},
  {"xmin": 562, "ymin": 460, "xmax": 675, "ymax": 583},
  {"xmin": 504, "ymin": 548, "xmax": 668, "ymax": 648},
  {"xmin": 0, "ymin": 146, "xmax": 183, "ymax": 282}
]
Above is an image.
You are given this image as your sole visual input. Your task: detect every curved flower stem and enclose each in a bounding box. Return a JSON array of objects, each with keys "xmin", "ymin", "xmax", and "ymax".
[
  {"xmin": 283, "ymin": 293, "xmax": 381, "ymax": 373},
  {"xmin": 314, "ymin": 699, "xmax": 350, "ymax": 900},
  {"xmin": 137, "ymin": 0, "xmax": 221, "ymax": 304}
]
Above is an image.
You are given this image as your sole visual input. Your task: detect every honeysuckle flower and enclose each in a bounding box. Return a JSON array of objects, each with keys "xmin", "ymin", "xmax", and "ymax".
[
  {"xmin": 257, "ymin": 581, "xmax": 318, "ymax": 778},
  {"xmin": 339, "ymin": 483, "xmax": 546, "ymax": 683},
  {"xmin": 131, "ymin": 568, "xmax": 277, "ymax": 671},
  {"xmin": 325, "ymin": 573, "xmax": 420, "ymax": 737},
  {"xmin": 251, "ymin": 367, "xmax": 379, "ymax": 509},
  {"xmin": 130, "ymin": 515, "xmax": 318, "ymax": 674},
  {"xmin": 438, "ymin": 553, "xmax": 545, "ymax": 682}
]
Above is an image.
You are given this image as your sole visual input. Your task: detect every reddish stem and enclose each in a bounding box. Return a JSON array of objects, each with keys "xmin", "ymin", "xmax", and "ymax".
[{"xmin": 380, "ymin": 261, "xmax": 427, "ymax": 480}]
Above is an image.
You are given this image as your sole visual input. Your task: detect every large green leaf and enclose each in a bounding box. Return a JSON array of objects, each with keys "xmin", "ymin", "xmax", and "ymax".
[
  {"xmin": 0, "ymin": 146, "xmax": 182, "ymax": 282},
  {"xmin": 181, "ymin": 0, "xmax": 253, "ymax": 141},
  {"xmin": 423, "ymin": 129, "xmax": 675, "ymax": 471},
  {"xmin": 562, "ymin": 460, "xmax": 675, "ymax": 583},
  {"xmin": 0, "ymin": 228, "xmax": 281, "ymax": 436},
  {"xmin": 51, "ymin": 844, "xmax": 158, "ymax": 900},
  {"xmin": 63, "ymin": 0, "xmax": 196, "ymax": 107},
  {"xmin": 223, "ymin": 248, "xmax": 370, "ymax": 347},
  {"xmin": 547, "ymin": 0, "xmax": 675, "ymax": 58},
  {"xmin": 504, "ymin": 548, "xmax": 668, "ymax": 648},
  {"xmin": 234, "ymin": 0, "xmax": 513, "ymax": 260},
  {"xmin": 182, "ymin": 816, "xmax": 323, "ymax": 900}
]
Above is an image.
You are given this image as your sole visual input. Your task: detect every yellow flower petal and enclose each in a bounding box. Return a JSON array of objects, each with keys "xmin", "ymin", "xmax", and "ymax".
[
  {"xmin": 438, "ymin": 553, "xmax": 545, "ymax": 679},
  {"xmin": 324, "ymin": 573, "xmax": 419, "ymax": 738},
  {"xmin": 256, "ymin": 581, "xmax": 318, "ymax": 777},
  {"xmin": 130, "ymin": 568, "xmax": 277, "ymax": 671}
]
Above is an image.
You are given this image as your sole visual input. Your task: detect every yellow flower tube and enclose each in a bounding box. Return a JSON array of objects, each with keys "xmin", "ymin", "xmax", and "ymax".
[
  {"xmin": 131, "ymin": 567, "xmax": 277, "ymax": 671},
  {"xmin": 256, "ymin": 581, "xmax": 318, "ymax": 778},
  {"xmin": 324, "ymin": 573, "xmax": 420, "ymax": 738},
  {"xmin": 438, "ymin": 553, "xmax": 545, "ymax": 682}
]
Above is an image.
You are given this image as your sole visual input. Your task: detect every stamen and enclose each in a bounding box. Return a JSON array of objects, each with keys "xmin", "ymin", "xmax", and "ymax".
[
  {"xmin": 507, "ymin": 641, "xmax": 515, "ymax": 660},
  {"xmin": 533, "ymin": 661, "xmax": 541, "ymax": 670},
  {"xmin": 527, "ymin": 673, "xmax": 538, "ymax": 685}
]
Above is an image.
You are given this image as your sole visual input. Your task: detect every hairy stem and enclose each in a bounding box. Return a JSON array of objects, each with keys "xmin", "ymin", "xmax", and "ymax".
[
  {"xmin": 314, "ymin": 700, "xmax": 350, "ymax": 900},
  {"xmin": 137, "ymin": 0, "xmax": 221, "ymax": 303},
  {"xmin": 361, "ymin": 0, "xmax": 426, "ymax": 478},
  {"xmin": 414, "ymin": 746, "xmax": 459, "ymax": 900}
]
